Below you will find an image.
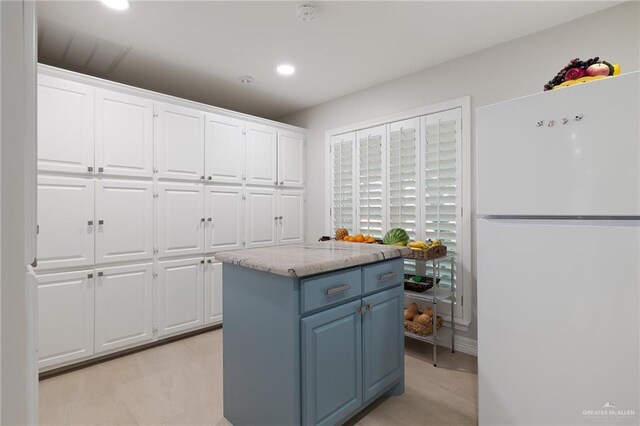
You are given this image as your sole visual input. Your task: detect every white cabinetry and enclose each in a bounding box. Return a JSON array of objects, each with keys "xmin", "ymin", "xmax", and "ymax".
[
  {"xmin": 205, "ymin": 114, "xmax": 245, "ymax": 184},
  {"xmin": 245, "ymin": 187, "xmax": 277, "ymax": 248},
  {"xmin": 205, "ymin": 258, "xmax": 223, "ymax": 325},
  {"xmin": 96, "ymin": 89, "xmax": 154, "ymax": 177},
  {"xmin": 156, "ymin": 182, "xmax": 205, "ymax": 257},
  {"xmin": 94, "ymin": 263, "xmax": 154, "ymax": 353},
  {"xmin": 205, "ymin": 185, "xmax": 244, "ymax": 252},
  {"xmin": 278, "ymin": 190, "xmax": 304, "ymax": 245},
  {"xmin": 37, "ymin": 175, "xmax": 95, "ymax": 270},
  {"xmin": 245, "ymin": 123, "xmax": 277, "ymax": 186},
  {"xmin": 277, "ymin": 130, "xmax": 304, "ymax": 188},
  {"xmin": 157, "ymin": 257, "xmax": 205, "ymax": 337},
  {"xmin": 95, "ymin": 180, "xmax": 154, "ymax": 263},
  {"xmin": 154, "ymin": 102, "xmax": 205, "ymax": 181},
  {"xmin": 37, "ymin": 75, "xmax": 94, "ymax": 174},
  {"xmin": 37, "ymin": 270, "xmax": 94, "ymax": 368}
]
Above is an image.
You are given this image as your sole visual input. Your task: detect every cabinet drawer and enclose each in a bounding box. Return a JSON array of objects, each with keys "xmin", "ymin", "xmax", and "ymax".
[
  {"xmin": 301, "ymin": 268, "xmax": 362, "ymax": 314},
  {"xmin": 362, "ymin": 259, "xmax": 403, "ymax": 294}
]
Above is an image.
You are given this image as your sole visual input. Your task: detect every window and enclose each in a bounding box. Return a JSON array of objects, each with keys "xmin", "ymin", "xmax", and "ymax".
[
  {"xmin": 423, "ymin": 108, "xmax": 462, "ymax": 293},
  {"xmin": 330, "ymin": 132, "xmax": 355, "ymax": 234},
  {"xmin": 356, "ymin": 126, "xmax": 385, "ymax": 238},
  {"xmin": 387, "ymin": 118, "xmax": 420, "ymax": 241},
  {"xmin": 327, "ymin": 98, "xmax": 471, "ymax": 326}
]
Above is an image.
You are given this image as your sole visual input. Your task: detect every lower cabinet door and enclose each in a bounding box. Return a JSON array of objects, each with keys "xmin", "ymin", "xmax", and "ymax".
[
  {"xmin": 302, "ymin": 300, "xmax": 363, "ymax": 426},
  {"xmin": 362, "ymin": 285, "xmax": 404, "ymax": 401},
  {"xmin": 204, "ymin": 258, "xmax": 223, "ymax": 325},
  {"xmin": 37, "ymin": 270, "xmax": 94, "ymax": 369},
  {"xmin": 94, "ymin": 263, "xmax": 154, "ymax": 354},
  {"xmin": 157, "ymin": 257, "xmax": 204, "ymax": 337}
]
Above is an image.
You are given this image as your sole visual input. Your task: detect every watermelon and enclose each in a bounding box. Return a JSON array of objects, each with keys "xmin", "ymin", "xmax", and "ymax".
[{"xmin": 382, "ymin": 228, "xmax": 409, "ymax": 246}]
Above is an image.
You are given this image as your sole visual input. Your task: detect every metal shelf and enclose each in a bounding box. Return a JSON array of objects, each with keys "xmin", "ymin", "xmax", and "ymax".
[{"xmin": 403, "ymin": 253, "xmax": 456, "ymax": 366}]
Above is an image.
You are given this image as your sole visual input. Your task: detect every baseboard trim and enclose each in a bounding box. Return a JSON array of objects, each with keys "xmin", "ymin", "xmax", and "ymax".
[
  {"xmin": 453, "ymin": 335, "xmax": 477, "ymax": 356},
  {"xmin": 39, "ymin": 324, "xmax": 222, "ymax": 380}
]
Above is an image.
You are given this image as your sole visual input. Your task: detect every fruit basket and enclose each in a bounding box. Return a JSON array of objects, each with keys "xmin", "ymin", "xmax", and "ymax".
[
  {"xmin": 403, "ymin": 303, "xmax": 444, "ymax": 336},
  {"xmin": 403, "ymin": 244, "xmax": 447, "ymax": 261},
  {"xmin": 403, "ymin": 273, "xmax": 440, "ymax": 293}
]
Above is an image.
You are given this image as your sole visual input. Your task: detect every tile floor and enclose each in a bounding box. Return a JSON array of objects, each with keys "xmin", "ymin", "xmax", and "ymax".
[{"xmin": 39, "ymin": 329, "xmax": 477, "ymax": 425}]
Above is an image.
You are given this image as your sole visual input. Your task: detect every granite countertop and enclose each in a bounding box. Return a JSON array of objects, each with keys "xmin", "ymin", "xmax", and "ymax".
[{"xmin": 214, "ymin": 241, "xmax": 411, "ymax": 278}]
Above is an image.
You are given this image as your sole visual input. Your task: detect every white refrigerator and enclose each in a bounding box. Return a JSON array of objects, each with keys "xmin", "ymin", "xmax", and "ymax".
[{"xmin": 476, "ymin": 72, "xmax": 639, "ymax": 425}]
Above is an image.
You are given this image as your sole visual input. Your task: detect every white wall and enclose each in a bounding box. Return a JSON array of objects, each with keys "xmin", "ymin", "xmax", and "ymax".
[
  {"xmin": 0, "ymin": 0, "xmax": 38, "ymax": 423},
  {"xmin": 280, "ymin": 2, "xmax": 640, "ymax": 342}
]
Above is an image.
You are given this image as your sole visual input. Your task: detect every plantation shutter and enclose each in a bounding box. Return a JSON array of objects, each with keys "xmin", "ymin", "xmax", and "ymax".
[
  {"xmin": 387, "ymin": 118, "xmax": 420, "ymax": 241},
  {"xmin": 423, "ymin": 108, "xmax": 462, "ymax": 316},
  {"xmin": 356, "ymin": 126, "xmax": 386, "ymax": 238},
  {"xmin": 330, "ymin": 132, "xmax": 356, "ymax": 234}
]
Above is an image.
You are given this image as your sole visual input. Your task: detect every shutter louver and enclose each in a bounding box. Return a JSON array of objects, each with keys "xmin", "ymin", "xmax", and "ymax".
[
  {"xmin": 357, "ymin": 126, "xmax": 385, "ymax": 238},
  {"xmin": 388, "ymin": 118, "xmax": 420, "ymax": 241},
  {"xmin": 424, "ymin": 108, "xmax": 462, "ymax": 297},
  {"xmin": 331, "ymin": 133, "xmax": 355, "ymax": 234}
]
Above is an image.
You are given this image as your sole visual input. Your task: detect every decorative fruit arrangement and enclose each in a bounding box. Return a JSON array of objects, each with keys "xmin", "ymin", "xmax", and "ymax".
[
  {"xmin": 403, "ymin": 303, "xmax": 443, "ymax": 336},
  {"xmin": 382, "ymin": 228, "xmax": 410, "ymax": 246},
  {"xmin": 335, "ymin": 228, "xmax": 349, "ymax": 241},
  {"xmin": 407, "ymin": 239, "xmax": 442, "ymax": 251},
  {"xmin": 544, "ymin": 57, "xmax": 620, "ymax": 91},
  {"xmin": 343, "ymin": 233, "xmax": 377, "ymax": 243}
]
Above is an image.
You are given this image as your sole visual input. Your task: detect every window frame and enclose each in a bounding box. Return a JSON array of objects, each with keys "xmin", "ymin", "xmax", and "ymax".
[{"xmin": 325, "ymin": 96, "xmax": 472, "ymax": 328}]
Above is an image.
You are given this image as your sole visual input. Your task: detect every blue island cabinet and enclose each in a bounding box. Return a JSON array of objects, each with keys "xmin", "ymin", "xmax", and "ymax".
[{"xmin": 222, "ymin": 257, "xmax": 404, "ymax": 426}]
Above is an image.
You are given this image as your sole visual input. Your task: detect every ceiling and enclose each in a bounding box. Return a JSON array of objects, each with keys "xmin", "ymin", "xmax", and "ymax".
[{"xmin": 36, "ymin": 1, "xmax": 622, "ymax": 119}]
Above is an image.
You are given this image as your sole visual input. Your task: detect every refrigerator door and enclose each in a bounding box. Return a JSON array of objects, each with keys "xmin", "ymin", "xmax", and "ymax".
[
  {"xmin": 478, "ymin": 218, "xmax": 639, "ymax": 425},
  {"xmin": 477, "ymin": 72, "xmax": 639, "ymax": 216}
]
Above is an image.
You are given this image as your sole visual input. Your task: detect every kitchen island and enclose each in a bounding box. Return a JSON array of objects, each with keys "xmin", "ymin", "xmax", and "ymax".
[{"xmin": 215, "ymin": 241, "xmax": 410, "ymax": 426}]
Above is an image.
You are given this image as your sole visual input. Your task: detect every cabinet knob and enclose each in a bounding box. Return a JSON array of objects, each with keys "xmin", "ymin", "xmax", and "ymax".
[
  {"xmin": 207, "ymin": 259, "xmax": 212, "ymax": 264},
  {"xmin": 87, "ymin": 273, "xmax": 93, "ymax": 279},
  {"xmin": 207, "ymin": 218, "xmax": 212, "ymax": 222},
  {"xmin": 87, "ymin": 166, "xmax": 94, "ymax": 172},
  {"xmin": 88, "ymin": 220, "xmax": 94, "ymax": 226},
  {"xmin": 200, "ymin": 218, "xmax": 205, "ymax": 223},
  {"xmin": 97, "ymin": 272, "xmax": 104, "ymax": 277},
  {"xmin": 274, "ymin": 216, "xmax": 278, "ymax": 221},
  {"xmin": 200, "ymin": 176, "xmax": 205, "ymax": 180},
  {"xmin": 279, "ymin": 216, "xmax": 283, "ymax": 220},
  {"xmin": 200, "ymin": 259, "xmax": 205, "ymax": 264},
  {"xmin": 207, "ymin": 176, "xmax": 212, "ymax": 181},
  {"xmin": 98, "ymin": 220, "xmax": 104, "ymax": 225},
  {"xmin": 274, "ymin": 181, "xmax": 278, "ymax": 187},
  {"xmin": 280, "ymin": 181, "xmax": 284, "ymax": 185},
  {"xmin": 98, "ymin": 167, "xmax": 104, "ymax": 173}
]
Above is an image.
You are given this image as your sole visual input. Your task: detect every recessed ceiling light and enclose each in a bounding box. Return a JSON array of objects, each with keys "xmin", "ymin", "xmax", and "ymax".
[
  {"xmin": 277, "ymin": 64, "xmax": 295, "ymax": 76},
  {"xmin": 100, "ymin": 0, "xmax": 130, "ymax": 11},
  {"xmin": 238, "ymin": 75, "xmax": 255, "ymax": 85}
]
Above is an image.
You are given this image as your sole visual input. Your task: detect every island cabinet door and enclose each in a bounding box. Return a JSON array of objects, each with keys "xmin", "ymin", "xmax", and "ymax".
[
  {"xmin": 302, "ymin": 300, "xmax": 363, "ymax": 426},
  {"xmin": 362, "ymin": 285, "xmax": 404, "ymax": 402}
]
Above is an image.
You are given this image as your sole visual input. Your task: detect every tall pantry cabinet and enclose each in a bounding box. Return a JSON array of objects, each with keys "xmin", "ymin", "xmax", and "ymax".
[{"xmin": 35, "ymin": 66, "xmax": 305, "ymax": 371}]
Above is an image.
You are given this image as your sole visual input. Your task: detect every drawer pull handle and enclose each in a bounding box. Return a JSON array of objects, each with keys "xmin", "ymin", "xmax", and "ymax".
[
  {"xmin": 325, "ymin": 284, "xmax": 351, "ymax": 296},
  {"xmin": 378, "ymin": 272, "xmax": 397, "ymax": 281}
]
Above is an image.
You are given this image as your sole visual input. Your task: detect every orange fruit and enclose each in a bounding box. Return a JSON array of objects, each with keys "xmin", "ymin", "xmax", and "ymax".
[{"xmin": 355, "ymin": 234, "xmax": 364, "ymax": 243}]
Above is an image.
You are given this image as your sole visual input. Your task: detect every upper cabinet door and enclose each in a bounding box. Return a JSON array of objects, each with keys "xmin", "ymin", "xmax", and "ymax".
[
  {"xmin": 245, "ymin": 187, "xmax": 277, "ymax": 248},
  {"xmin": 37, "ymin": 269, "xmax": 94, "ymax": 369},
  {"xmin": 37, "ymin": 75, "xmax": 94, "ymax": 174},
  {"xmin": 95, "ymin": 89, "xmax": 154, "ymax": 178},
  {"xmin": 205, "ymin": 185, "xmax": 244, "ymax": 252},
  {"xmin": 37, "ymin": 175, "xmax": 94, "ymax": 270},
  {"xmin": 155, "ymin": 102, "xmax": 205, "ymax": 182},
  {"xmin": 205, "ymin": 114, "xmax": 245, "ymax": 184},
  {"xmin": 245, "ymin": 123, "xmax": 277, "ymax": 186},
  {"xmin": 277, "ymin": 130, "xmax": 304, "ymax": 188},
  {"xmin": 95, "ymin": 179, "xmax": 154, "ymax": 264},
  {"xmin": 156, "ymin": 182, "xmax": 205, "ymax": 258},
  {"xmin": 94, "ymin": 262, "xmax": 154, "ymax": 354},
  {"xmin": 278, "ymin": 190, "xmax": 304, "ymax": 245}
]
